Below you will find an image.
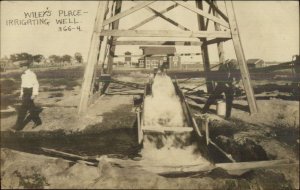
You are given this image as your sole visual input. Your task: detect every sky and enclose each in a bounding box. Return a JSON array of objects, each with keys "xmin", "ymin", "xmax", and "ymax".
[{"xmin": 1, "ymin": 1, "xmax": 299, "ymax": 62}]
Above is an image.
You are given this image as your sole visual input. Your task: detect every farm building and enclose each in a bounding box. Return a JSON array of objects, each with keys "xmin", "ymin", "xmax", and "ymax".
[
  {"xmin": 247, "ymin": 58, "xmax": 265, "ymax": 68},
  {"xmin": 124, "ymin": 51, "xmax": 132, "ymax": 67},
  {"xmin": 138, "ymin": 46, "xmax": 181, "ymax": 69}
]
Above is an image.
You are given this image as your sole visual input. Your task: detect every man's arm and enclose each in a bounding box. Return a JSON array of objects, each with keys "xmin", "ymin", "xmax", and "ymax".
[
  {"xmin": 20, "ymin": 74, "xmax": 24, "ymax": 99},
  {"xmin": 32, "ymin": 73, "xmax": 39, "ymax": 97}
]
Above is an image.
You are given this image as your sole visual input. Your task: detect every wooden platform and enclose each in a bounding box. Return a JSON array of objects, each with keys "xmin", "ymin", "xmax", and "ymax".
[{"xmin": 142, "ymin": 126, "xmax": 194, "ymax": 133}]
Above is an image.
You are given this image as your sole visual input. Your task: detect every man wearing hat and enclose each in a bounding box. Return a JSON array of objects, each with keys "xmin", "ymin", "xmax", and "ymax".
[
  {"xmin": 10, "ymin": 59, "xmax": 42, "ymax": 131},
  {"xmin": 202, "ymin": 59, "xmax": 240, "ymax": 119}
]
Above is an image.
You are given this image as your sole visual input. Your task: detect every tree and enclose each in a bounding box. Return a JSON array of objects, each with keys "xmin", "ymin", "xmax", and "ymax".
[
  {"xmin": 74, "ymin": 52, "xmax": 83, "ymax": 63},
  {"xmin": 48, "ymin": 55, "xmax": 61, "ymax": 63},
  {"xmin": 10, "ymin": 53, "xmax": 33, "ymax": 62},
  {"xmin": 33, "ymin": 54, "xmax": 44, "ymax": 63},
  {"xmin": 61, "ymin": 54, "xmax": 72, "ymax": 63}
]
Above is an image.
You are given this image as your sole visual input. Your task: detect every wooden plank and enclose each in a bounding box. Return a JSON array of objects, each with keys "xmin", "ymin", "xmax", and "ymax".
[
  {"xmin": 196, "ymin": 1, "xmax": 214, "ymax": 94},
  {"xmin": 107, "ymin": 0, "xmax": 122, "ymax": 74},
  {"xmin": 129, "ymin": 3, "xmax": 178, "ymax": 30},
  {"xmin": 142, "ymin": 126, "xmax": 194, "ymax": 133},
  {"xmin": 174, "ymin": 1, "xmax": 229, "ymax": 28},
  {"xmin": 143, "ymin": 5, "xmax": 190, "ymax": 31},
  {"xmin": 205, "ymin": 118, "xmax": 210, "ymax": 145},
  {"xmin": 174, "ymin": 81, "xmax": 203, "ymax": 137},
  {"xmin": 100, "ymin": 1, "xmax": 116, "ymax": 69},
  {"xmin": 93, "ymin": 3, "xmax": 113, "ymax": 95},
  {"xmin": 113, "ymin": 40, "xmax": 202, "ymax": 46},
  {"xmin": 203, "ymin": 37, "xmax": 230, "ymax": 46},
  {"xmin": 100, "ymin": 156, "xmax": 295, "ymax": 175},
  {"xmin": 209, "ymin": 140, "xmax": 236, "ymax": 162},
  {"xmin": 78, "ymin": 1, "xmax": 108, "ymax": 114},
  {"xmin": 213, "ymin": 0, "xmax": 225, "ymax": 63},
  {"xmin": 225, "ymin": 1, "xmax": 258, "ymax": 114},
  {"xmin": 103, "ymin": 1, "xmax": 155, "ymax": 26},
  {"xmin": 204, "ymin": 5, "xmax": 212, "ymax": 30},
  {"xmin": 113, "ymin": 52, "xmax": 202, "ymax": 58},
  {"xmin": 100, "ymin": 30, "xmax": 231, "ymax": 38},
  {"xmin": 205, "ymin": 0, "xmax": 229, "ymax": 22},
  {"xmin": 41, "ymin": 147, "xmax": 98, "ymax": 164},
  {"xmin": 136, "ymin": 109, "xmax": 143, "ymax": 144},
  {"xmin": 216, "ymin": 159, "xmax": 291, "ymax": 171}
]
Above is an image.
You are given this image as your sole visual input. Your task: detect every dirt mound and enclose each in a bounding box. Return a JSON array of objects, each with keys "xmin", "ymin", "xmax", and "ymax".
[{"xmin": 1, "ymin": 148, "xmax": 297, "ymax": 189}]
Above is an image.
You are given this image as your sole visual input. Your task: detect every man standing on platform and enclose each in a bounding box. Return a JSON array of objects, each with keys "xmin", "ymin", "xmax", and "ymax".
[
  {"xmin": 202, "ymin": 59, "xmax": 240, "ymax": 119},
  {"xmin": 10, "ymin": 59, "xmax": 42, "ymax": 131}
]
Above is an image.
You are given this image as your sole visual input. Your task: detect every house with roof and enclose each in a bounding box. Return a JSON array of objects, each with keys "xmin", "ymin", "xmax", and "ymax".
[
  {"xmin": 138, "ymin": 46, "xmax": 181, "ymax": 69},
  {"xmin": 247, "ymin": 59, "xmax": 265, "ymax": 68}
]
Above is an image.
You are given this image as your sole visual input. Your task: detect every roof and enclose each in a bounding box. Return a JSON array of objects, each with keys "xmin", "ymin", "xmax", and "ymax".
[
  {"xmin": 139, "ymin": 46, "xmax": 176, "ymax": 55},
  {"xmin": 247, "ymin": 59, "xmax": 264, "ymax": 64}
]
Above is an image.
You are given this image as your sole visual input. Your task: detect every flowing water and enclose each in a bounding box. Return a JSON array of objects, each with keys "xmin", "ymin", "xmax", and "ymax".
[{"xmin": 141, "ymin": 74, "xmax": 211, "ymax": 167}]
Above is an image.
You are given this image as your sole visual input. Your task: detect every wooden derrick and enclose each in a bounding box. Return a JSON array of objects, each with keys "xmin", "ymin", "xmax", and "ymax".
[{"xmin": 78, "ymin": 0, "xmax": 258, "ymax": 115}]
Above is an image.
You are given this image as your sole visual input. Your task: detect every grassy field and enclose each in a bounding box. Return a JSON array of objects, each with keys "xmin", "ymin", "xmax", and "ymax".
[{"xmin": 0, "ymin": 64, "xmax": 297, "ymax": 109}]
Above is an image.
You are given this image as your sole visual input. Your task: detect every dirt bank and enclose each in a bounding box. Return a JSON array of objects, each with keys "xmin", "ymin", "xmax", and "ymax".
[{"xmin": 1, "ymin": 148, "xmax": 297, "ymax": 189}]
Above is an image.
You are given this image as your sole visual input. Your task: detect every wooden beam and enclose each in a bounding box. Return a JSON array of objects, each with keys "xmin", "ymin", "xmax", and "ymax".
[
  {"xmin": 113, "ymin": 40, "xmax": 202, "ymax": 46},
  {"xmin": 103, "ymin": 1, "xmax": 155, "ymax": 26},
  {"xmin": 143, "ymin": 5, "xmax": 191, "ymax": 31},
  {"xmin": 107, "ymin": 0, "xmax": 122, "ymax": 74},
  {"xmin": 99, "ymin": 155, "xmax": 294, "ymax": 175},
  {"xmin": 41, "ymin": 147, "xmax": 98, "ymax": 164},
  {"xmin": 129, "ymin": 3, "xmax": 178, "ymax": 30},
  {"xmin": 100, "ymin": 30, "xmax": 231, "ymax": 38},
  {"xmin": 213, "ymin": 0, "xmax": 225, "ymax": 63},
  {"xmin": 205, "ymin": 5, "xmax": 213, "ymax": 30},
  {"xmin": 216, "ymin": 159, "xmax": 291, "ymax": 171},
  {"xmin": 137, "ymin": 109, "xmax": 143, "ymax": 144},
  {"xmin": 205, "ymin": 0, "xmax": 229, "ymax": 22},
  {"xmin": 203, "ymin": 37, "xmax": 230, "ymax": 46},
  {"xmin": 225, "ymin": 1, "xmax": 258, "ymax": 114},
  {"xmin": 78, "ymin": 1, "xmax": 108, "ymax": 114},
  {"xmin": 174, "ymin": 1, "xmax": 229, "ymax": 28},
  {"xmin": 90, "ymin": 1, "xmax": 113, "ymax": 104},
  {"xmin": 142, "ymin": 126, "xmax": 194, "ymax": 133},
  {"xmin": 196, "ymin": 1, "xmax": 214, "ymax": 94},
  {"xmin": 114, "ymin": 53, "xmax": 202, "ymax": 58}
]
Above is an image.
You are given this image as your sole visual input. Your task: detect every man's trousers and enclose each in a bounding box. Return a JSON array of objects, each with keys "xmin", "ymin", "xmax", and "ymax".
[
  {"xmin": 14, "ymin": 88, "xmax": 42, "ymax": 130},
  {"xmin": 202, "ymin": 84, "xmax": 234, "ymax": 118}
]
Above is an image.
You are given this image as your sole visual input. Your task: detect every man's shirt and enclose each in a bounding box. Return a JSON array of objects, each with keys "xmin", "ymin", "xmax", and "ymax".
[
  {"xmin": 21, "ymin": 69, "xmax": 39, "ymax": 95},
  {"xmin": 215, "ymin": 62, "xmax": 240, "ymax": 86}
]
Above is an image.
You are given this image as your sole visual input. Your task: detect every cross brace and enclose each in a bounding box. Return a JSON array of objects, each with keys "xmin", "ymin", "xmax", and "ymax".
[{"xmin": 78, "ymin": 0, "xmax": 258, "ymax": 116}]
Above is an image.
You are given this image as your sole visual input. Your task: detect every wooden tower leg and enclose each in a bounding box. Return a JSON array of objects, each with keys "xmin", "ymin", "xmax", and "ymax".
[
  {"xmin": 196, "ymin": 1, "xmax": 214, "ymax": 94},
  {"xmin": 100, "ymin": 1, "xmax": 116, "ymax": 73},
  {"xmin": 212, "ymin": 0, "xmax": 225, "ymax": 64},
  {"xmin": 225, "ymin": 1, "xmax": 258, "ymax": 114},
  {"xmin": 107, "ymin": 1, "xmax": 122, "ymax": 74},
  {"xmin": 78, "ymin": 1, "xmax": 108, "ymax": 114}
]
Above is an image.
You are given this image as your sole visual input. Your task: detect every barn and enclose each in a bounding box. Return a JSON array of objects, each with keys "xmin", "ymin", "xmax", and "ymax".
[
  {"xmin": 247, "ymin": 59, "xmax": 265, "ymax": 68},
  {"xmin": 138, "ymin": 46, "xmax": 181, "ymax": 69}
]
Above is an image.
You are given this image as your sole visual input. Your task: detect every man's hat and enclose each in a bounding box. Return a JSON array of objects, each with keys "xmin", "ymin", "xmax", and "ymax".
[{"xmin": 225, "ymin": 59, "xmax": 238, "ymax": 70}]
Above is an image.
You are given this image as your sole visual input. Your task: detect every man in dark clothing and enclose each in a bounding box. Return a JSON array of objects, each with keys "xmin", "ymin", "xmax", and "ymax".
[
  {"xmin": 10, "ymin": 60, "xmax": 42, "ymax": 131},
  {"xmin": 202, "ymin": 59, "xmax": 240, "ymax": 119}
]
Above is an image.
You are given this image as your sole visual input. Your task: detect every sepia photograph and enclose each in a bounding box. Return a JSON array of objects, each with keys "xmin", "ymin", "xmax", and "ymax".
[{"xmin": 0, "ymin": 0, "xmax": 299, "ymax": 189}]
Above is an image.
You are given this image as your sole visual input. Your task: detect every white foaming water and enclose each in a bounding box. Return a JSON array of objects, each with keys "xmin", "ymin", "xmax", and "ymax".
[
  {"xmin": 143, "ymin": 74, "xmax": 187, "ymax": 128},
  {"xmin": 141, "ymin": 74, "xmax": 211, "ymax": 167}
]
